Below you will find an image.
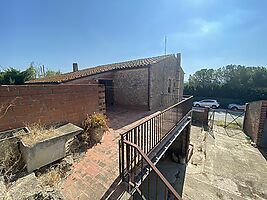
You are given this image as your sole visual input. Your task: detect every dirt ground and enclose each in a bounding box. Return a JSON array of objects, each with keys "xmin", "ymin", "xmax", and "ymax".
[{"xmin": 183, "ymin": 125, "xmax": 267, "ymax": 200}]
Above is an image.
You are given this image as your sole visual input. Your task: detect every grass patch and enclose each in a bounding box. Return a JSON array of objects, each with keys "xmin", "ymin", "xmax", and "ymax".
[{"xmin": 214, "ymin": 120, "xmax": 243, "ymax": 130}]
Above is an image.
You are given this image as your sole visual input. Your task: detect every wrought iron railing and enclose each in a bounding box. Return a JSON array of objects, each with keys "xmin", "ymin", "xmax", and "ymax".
[
  {"xmin": 122, "ymin": 140, "xmax": 182, "ymax": 200},
  {"xmin": 119, "ymin": 96, "xmax": 193, "ymax": 199}
]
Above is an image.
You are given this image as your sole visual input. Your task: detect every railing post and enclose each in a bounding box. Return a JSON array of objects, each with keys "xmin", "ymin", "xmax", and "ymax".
[{"xmin": 120, "ymin": 135, "xmax": 125, "ymax": 180}]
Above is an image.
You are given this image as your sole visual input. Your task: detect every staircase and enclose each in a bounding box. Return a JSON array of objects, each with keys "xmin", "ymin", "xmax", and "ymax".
[{"xmin": 118, "ymin": 96, "xmax": 193, "ymax": 200}]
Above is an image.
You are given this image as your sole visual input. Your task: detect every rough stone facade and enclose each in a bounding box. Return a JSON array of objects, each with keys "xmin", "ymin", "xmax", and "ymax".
[
  {"xmin": 54, "ymin": 54, "xmax": 184, "ymax": 111},
  {"xmin": 66, "ymin": 72, "xmax": 114, "ymax": 85},
  {"xmin": 150, "ymin": 54, "xmax": 184, "ymax": 110},
  {"xmin": 113, "ymin": 68, "xmax": 148, "ymax": 109}
]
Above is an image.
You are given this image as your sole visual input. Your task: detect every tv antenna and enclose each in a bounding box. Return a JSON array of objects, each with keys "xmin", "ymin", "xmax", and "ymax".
[{"xmin": 164, "ymin": 36, "xmax": 167, "ymax": 55}]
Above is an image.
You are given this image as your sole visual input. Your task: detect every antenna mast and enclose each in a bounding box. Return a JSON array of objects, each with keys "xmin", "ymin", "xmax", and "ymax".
[{"xmin": 164, "ymin": 36, "xmax": 167, "ymax": 55}]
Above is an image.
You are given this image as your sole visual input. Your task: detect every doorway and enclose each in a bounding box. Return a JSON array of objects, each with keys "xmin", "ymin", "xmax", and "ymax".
[{"xmin": 98, "ymin": 79, "xmax": 114, "ymax": 107}]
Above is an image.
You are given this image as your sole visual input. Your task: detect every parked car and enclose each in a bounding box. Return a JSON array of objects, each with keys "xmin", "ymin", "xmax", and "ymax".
[
  {"xmin": 193, "ymin": 99, "xmax": 220, "ymax": 109},
  {"xmin": 228, "ymin": 103, "xmax": 246, "ymax": 110}
]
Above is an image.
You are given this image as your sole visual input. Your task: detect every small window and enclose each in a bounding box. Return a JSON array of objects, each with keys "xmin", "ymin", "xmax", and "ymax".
[
  {"xmin": 173, "ymin": 81, "xmax": 176, "ymax": 92},
  {"xmin": 168, "ymin": 79, "xmax": 171, "ymax": 93}
]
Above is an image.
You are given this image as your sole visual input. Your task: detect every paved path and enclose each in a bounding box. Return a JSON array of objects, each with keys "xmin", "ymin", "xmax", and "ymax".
[
  {"xmin": 61, "ymin": 108, "xmax": 153, "ymax": 200},
  {"xmin": 62, "ymin": 128, "xmax": 119, "ymax": 200}
]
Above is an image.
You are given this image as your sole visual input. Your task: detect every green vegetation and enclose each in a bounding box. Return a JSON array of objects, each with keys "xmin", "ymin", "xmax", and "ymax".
[
  {"xmin": 185, "ymin": 65, "xmax": 267, "ymax": 102},
  {"xmin": 193, "ymin": 96, "xmax": 247, "ymax": 108},
  {"xmin": 0, "ymin": 63, "xmax": 61, "ymax": 85},
  {"xmin": 214, "ymin": 120, "xmax": 243, "ymax": 130}
]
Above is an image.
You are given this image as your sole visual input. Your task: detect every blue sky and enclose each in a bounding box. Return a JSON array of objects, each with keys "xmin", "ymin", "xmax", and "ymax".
[{"xmin": 0, "ymin": 0, "xmax": 266, "ymax": 79}]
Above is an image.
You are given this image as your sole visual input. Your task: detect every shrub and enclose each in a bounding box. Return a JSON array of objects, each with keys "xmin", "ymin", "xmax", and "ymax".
[{"xmin": 81, "ymin": 113, "xmax": 108, "ymax": 145}]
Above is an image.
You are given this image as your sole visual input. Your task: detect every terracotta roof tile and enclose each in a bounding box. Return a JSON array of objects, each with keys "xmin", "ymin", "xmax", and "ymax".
[{"xmin": 26, "ymin": 54, "xmax": 173, "ymax": 84}]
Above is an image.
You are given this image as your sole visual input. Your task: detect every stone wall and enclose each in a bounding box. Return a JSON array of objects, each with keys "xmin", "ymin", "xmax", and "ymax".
[
  {"xmin": 113, "ymin": 68, "xmax": 148, "ymax": 109},
  {"xmin": 150, "ymin": 55, "xmax": 183, "ymax": 110},
  {"xmin": 65, "ymin": 72, "xmax": 114, "ymax": 84},
  {"xmin": 243, "ymin": 100, "xmax": 267, "ymax": 147},
  {"xmin": 0, "ymin": 84, "xmax": 105, "ymax": 131}
]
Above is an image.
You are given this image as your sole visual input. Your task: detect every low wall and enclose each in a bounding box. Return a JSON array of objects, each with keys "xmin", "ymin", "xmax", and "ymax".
[
  {"xmin": 192, "ymin": 107, "xmax": 209, "ymax": 127},
  {"xmin": 243, "ymin": 100, "xmax": 267, "ymax": 147},
  {"xmin": 0, "ymin": 84, "xmax": 105, "ymax": 131}
]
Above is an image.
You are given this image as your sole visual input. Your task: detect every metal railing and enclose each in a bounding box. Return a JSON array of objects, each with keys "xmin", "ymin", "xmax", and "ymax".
[
  {"xmin": 160, "ymin": 93, "xmax": 181, "ymax": 108},
  {"xmin": 122, "ymin": 140, "xmax": 182, "ymax": 200},
  {"xmin": 119, "ymin": 96, "xmax": 193, "ymax": 198}
]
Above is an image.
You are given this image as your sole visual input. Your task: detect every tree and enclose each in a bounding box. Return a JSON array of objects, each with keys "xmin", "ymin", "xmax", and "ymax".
[
  {"xmin": 184, "ymin": 65, "xmax": 267, "ymax": 101},
  {"xmin": 0, "ymin": 63, "xmax": 61, "ymax": 85},
  {"xmin": 44, "ymin": 69, "xmax": 61, "ymax": 77}
]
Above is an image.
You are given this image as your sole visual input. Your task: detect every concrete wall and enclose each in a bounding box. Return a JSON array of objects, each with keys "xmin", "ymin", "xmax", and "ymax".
[
  {"xmin": 0, "ymin": 84, "xmax": 105, "ymax": 131},
  {"xmin": 243, "ymin": 100, "xmax": 267, "ymax": 147},
  {"xmin": 150, "ymin": 55, "xmax": 183, "ymax": 110},
  {"xmin": 113, "ymin": 68, "xmax": 148, "ymax": 109}
]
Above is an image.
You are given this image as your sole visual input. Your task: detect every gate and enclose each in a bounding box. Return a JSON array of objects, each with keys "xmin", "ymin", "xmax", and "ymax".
[{"xmin": 223, "ymin": 109, "xmax": 245, "ymax": 129}]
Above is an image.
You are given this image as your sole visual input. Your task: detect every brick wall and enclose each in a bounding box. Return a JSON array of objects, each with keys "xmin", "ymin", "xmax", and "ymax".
[
  {"xmin": 243, "ymin": 100, "xmax": 267, "ymax": 147},
  {"xmin": 0, "ymin": 84, "xmax": 105, "ymax": 131},
  {"xmin": 257, "ymin": 101, "xmax": 267, "ymax": 147}
]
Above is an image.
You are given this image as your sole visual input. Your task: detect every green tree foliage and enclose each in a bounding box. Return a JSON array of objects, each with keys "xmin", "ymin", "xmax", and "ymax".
[
  {"xmin": 44, "ymin": 70, "xmax": 61, "ymax": 77},
  {"xmin": 185, "ymin": 65, "xmax": 267, "ymax": 101},
  {"xmin": 0, "ymin": 64, "xmax": 61, "ymax": 85}
]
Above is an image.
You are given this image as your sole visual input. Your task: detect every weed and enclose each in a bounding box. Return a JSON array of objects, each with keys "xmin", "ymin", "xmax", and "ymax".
[
  {"xmin": 20, "ymin": 123, "xmax": 59, "ymax": 146},
  {"xmin": 81, "ymin": 113, "xmax": 108, "ymax": 145},
  {"xmin": 0, "ymin": 139, "xmax": 25, "ymax": 183},
  {"xmin": 38, "ymin": 168, "xmax": 61, "ymax": 187}
]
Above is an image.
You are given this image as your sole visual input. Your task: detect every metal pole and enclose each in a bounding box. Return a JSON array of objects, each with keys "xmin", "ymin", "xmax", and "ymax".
[{"xmin": 224, "ymin": 109, "xmax": 227, "ymax": 128}]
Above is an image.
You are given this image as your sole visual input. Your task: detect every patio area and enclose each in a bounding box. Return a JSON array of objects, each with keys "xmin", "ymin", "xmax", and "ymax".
[{"xmin": 61, "ymin": 107, "xmax": 155, "ymax": 200}]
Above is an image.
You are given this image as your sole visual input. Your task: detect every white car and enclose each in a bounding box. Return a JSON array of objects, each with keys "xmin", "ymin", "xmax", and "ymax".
[
  {"xmin": 193, "ymin": 99, "xmax": 220, "ymax": 109},
  {"xmin": 228, "ymin": 103, "xmax": 246, "ymax": 110}
]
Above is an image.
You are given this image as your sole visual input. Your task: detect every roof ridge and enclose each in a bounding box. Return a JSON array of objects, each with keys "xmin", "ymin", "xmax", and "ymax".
[
  {"xmin": 26, "ymin": 54, "xmax": 175, "ymax": 84},
  {"xmin": 86, "ymin": 54, "xmax": 172, "ymax": 68}
]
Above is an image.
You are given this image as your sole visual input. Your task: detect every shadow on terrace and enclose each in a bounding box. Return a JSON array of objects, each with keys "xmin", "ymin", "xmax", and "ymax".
[
  {"xmin": 62, "ymin": 96, "xmax": 193, "ymax": 200},
  {"xmin": 106, "ymin": 107, "xmax": 156, "ymax": 131}
]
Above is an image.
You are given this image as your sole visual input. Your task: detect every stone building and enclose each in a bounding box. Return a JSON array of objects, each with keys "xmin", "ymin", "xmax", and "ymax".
[{"xmin": 27, "ymin": 54, "xmax": 184, "ymax": 111}]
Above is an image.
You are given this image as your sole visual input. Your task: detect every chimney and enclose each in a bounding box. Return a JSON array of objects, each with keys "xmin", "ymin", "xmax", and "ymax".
[
  {"xmin": 73, "ymin": 63, "xmax": 78, "ymax": 72},
  {"xmin": 176, "ymin": 53, "xmax": 181, "ymax": 66}
]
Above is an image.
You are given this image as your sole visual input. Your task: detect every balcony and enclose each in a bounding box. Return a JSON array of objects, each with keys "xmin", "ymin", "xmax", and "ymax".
[{"xmin": 119, "ymin": 96, "xmax": 193, "ymax": 199}]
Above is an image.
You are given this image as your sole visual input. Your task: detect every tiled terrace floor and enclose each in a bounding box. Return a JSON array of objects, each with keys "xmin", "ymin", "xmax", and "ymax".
[{"xmin": 61, "ymin": 107, "xmax": 155, "ymax": 200}]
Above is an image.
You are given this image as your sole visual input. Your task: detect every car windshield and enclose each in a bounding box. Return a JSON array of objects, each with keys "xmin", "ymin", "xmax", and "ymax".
[{"xmin": 202, "ymin": 100, "xmax": 215, "ymax": 102}]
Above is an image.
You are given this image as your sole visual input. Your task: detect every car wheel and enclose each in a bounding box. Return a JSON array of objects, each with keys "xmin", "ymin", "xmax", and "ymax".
[
  {"xmin": 211, "ymin": 105, "xmax": 217, "ymax": 109},
  {"xmin": 231, "ymin": 106, "xmax": 238, "ymax": 111},
  {"xmin": 195, "ymin": 104, "xmax": 200, "ymax": 107}
]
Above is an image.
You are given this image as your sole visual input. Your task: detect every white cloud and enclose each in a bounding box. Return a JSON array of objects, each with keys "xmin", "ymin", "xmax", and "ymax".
[{"xmin": 192, "ymin": 18, "xmax": 221, "ymax": 35}]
